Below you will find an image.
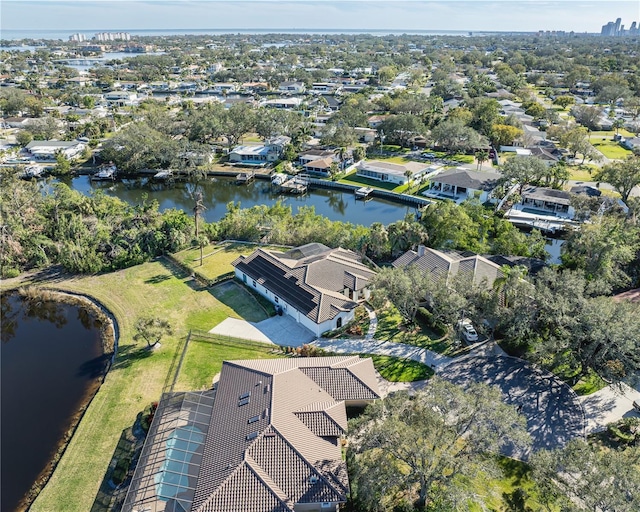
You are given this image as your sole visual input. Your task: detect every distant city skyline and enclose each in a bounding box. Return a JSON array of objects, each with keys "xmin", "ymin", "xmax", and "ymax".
[{"xmin": 3, "ymin": 1, "xmax": 640, "ymax": 34}]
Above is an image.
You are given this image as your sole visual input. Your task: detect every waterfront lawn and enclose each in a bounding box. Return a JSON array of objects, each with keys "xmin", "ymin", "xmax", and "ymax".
[
  {"xmin": 27, "ymin": 258, "xmax": 277, "ymax": 512},
  {"xmin": 339, "ymin": 170, "xmax": 404, "ymax": 192},
  {"xmin": 368, "ymin": 354, "xmax": 434, "ymax": 382}
]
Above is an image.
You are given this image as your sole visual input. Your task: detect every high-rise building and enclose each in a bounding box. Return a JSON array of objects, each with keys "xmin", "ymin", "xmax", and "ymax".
[
  {"xmin": 69, "ymin": 33, "xmax": 87, "ymax": 42},
  {"xmin": 600, "ymin": 18, "xmax": 638, "ymax": 36}
]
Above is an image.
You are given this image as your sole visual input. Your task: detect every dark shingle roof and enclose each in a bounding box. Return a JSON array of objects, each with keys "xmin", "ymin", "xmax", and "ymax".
[
  {"xmin": 430, "ymin": 168, "xmax": 502, "ymax": 191},
  {"xmin": 232, "ymin": 246, "xmax": 375, "ymax": 324},
  {"xmin": 522, "ymin": 186, "xmax": 571, "ymax": 205}
]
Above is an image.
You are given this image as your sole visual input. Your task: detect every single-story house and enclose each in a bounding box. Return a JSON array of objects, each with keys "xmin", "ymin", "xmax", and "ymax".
[
  {"xmin": 232, "ymin": 243, "xmax": 376, "ymax": 336},
  {"xmin": 422, "ymin": 168, "xmax": 502, "ymax": 204},
  {"xmin": 25, "ymin": 140, "xmax": 85, "ymax": 161},
  {"xmin": 229, "ymin": 136, "xmax": 290, "ymax": 166},
  {"xmin": 517, "ymin": 185, "xmax": 575, "ymax": 218},
  {"xmin": 303, "ymin": 157, "xmax": 335, "ymax": 176},
  {"xmin": 121, "ymin": 356, "xmax": 380, "ymax": 512},
  {"xmin": 279, "ymin": 81, "xmax": 306, "ymax": 94},
  {"xmin": 311, "ymin": 82, "xmax": 340, "ymax": 94},
  {"xmin": 356, "ymin": 160, "xmax": 432, "ymax": 185},
  {"xmin": 354, "ymin": 127, "xmax": 376, "ymax": 143},
  {"xmin": 393, "ymin": 245, "xmax": 505, "ymax": 290}
]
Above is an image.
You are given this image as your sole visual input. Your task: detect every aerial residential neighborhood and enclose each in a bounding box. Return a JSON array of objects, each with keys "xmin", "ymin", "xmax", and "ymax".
[{"xmin": 1, "ymin": 4, "xmax": 640, "ymax": 512}]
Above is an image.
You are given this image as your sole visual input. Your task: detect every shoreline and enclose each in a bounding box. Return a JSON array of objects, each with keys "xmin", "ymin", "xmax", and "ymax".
[{"xmin": 8, "ymin": 287, "xmax": 119, "ymax": 512}]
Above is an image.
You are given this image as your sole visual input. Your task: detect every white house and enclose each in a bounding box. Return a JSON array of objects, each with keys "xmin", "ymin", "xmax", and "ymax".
[
  {"xmin": 422, "ymin": 168, "xmax": 502, "ymax": 204},
  {"xmin": 356, "ymin": 160, "xmax": 432, "ymax": 185},
  {"xmin": 25, "ymin": 140, "xmax": 85, "ymax": 161},
  {"xmin": 278, "ymin": 81, "xmax": 306, "ymax": 94},
  {"xmin": 229, "ymin": 136, "xmax": 290, "ymax": 166},
  {"xmin": 232, "ymin": 243, "xmax": 376, "ymax": 337},
  {"xmin": 103, "ymin": 91, "xmax": 138, "ymax": 106}
]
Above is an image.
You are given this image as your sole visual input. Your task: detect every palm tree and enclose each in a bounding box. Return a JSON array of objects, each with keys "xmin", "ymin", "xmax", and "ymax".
[
  {"xmin": 404, "ymin": 169, "xmax": 414, "ymax": 192},
  {"xmin": 612, "ymin": 118, "xmax": 624, "ymax": 136},
  {"xmin": 475, "ymin": 149, "xmax": 489, "ymax": 170}
]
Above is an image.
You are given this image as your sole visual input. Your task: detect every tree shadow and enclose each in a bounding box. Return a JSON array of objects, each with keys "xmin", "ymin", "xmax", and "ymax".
[
  {"xmin": 144, "ymin": 273, "xmax": 172, "ymax": 284},
  {"xmin": 77, "ymin": 352, "xmax": 112, "ymax": 379},
  {"xmin": 110, "ymin": 343, "xmax": 154, "ymax": 371}
]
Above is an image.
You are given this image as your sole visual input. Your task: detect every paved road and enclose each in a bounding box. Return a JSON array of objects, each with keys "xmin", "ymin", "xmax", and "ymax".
[
  {"xmin": 440, "ymin": 355, "xmax": 586, "ymax": 458},
  {"xmin": 580, "ymin": 382, "xmax": 640, "ymax": 434}
]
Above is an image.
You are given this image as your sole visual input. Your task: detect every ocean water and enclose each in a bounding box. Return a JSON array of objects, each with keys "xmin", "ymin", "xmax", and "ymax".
[{"xmin": 1, "ymin": 27, "xmax": 484, "ymax": 41}]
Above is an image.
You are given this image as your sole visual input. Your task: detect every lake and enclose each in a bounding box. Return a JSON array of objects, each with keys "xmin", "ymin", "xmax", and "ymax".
[
  {"xmin": 57, "ymin": 175, "xmax": 415, "ymax": 226},
  {"xmin": 0, "ymin": 293, "xmax": 109, "ymax": 512}
]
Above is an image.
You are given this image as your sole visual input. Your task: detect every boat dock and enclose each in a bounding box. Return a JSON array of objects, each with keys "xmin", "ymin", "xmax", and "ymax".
[
  {"xmin": 355, "ymin": 186, "xmax": 374, "ymax": 199},
  {"xmin": 91, "ymin": 164, "xmax": 117, "ymax": 181},
  {"xmin": 280, "ymin": 177, "xmax": 308, "ymax": 194},
  {"xmin": 236, "ymin": 171, "xmax": 255, "ymax": 184},
  {"xmin": 153, "ymin": 170, "xmax": 174, "ymax": 181}
]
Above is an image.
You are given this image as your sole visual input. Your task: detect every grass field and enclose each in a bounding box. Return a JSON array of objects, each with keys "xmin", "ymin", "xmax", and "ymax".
[
  {"xmin": 339, "ymin": 170, "xmax": 405, "ymax": 192},
  {"xmin": 172, "ymin": 242, "xmax": 251, "ymax": 280},
  {"xmin": 368, "ymin": 354, "xmax": 434, "ymax": 382},
  {"xmin": 567, "ymin": 166, "xmax": 595, "ymax": 182},
  {"xmin": 590, "ymin": 138, "xmax": 633, "ymax": 160},
  {"xmin": 19, "ymin": 257, "xmax": 273, "ymax": 512}
]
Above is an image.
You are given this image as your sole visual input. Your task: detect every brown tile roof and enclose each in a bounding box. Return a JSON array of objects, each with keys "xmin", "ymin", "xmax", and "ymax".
[
  {"xmin": 393, "ymin": 246, "xmax": 504, "ymax": 289},
  {"xmin": 192, "ymin": 357, "xmax": 380, "ymax": 512},
  {"xmin": 232, "ymin": 245, "xmax": 375, "ymax": 325}
]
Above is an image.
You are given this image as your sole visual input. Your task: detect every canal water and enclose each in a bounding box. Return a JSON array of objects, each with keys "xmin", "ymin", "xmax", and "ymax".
[
  {"xmin": 57, "ymin": 175, "xmax": 415, "ymax": 226},
  {"xmin": 0, "ymin": 293, "xmax": 108, "ymax": 512}
]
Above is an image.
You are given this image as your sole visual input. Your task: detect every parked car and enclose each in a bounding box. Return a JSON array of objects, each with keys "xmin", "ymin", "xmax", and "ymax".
[{"xmin": 457, "ymin": 319, "xmax": 478, "ymax": 343}]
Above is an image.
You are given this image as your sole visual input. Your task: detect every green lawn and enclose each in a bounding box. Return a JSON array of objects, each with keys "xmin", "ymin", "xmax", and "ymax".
[
  {"xmin": 567, "ymin": 166, "xmax": 595, "ymax": 182},
  {"xmin": 368, "ymin": 354, "xmax": 434, "ymax": 382},
  {"xmin": 589, "ymin": 137, "xmax": 633, "ymax": 160},
  {"xmin": 339, "ymin": 170, "xmax": 403, "ymax": 192},
  {"xmin": 468, "ymin": 457, "xmax": 559, "ymax": 511},
  {"xmin": 211, "ymin": 280, "xmax": 273, "ymax": 322},
  {"xmin": 172, "ymin": 242, "xmax": 252, "ymax": 280},
  {"xmin": 375, "ymin": 305, "xmax": 457, "ymax": 355},
  {"xmin": 16, "ymin": 256, "xmax": 280, "ymax": 512},
  {"xmin": 174, "ymin": 335, "xmax": 280, "ymax": 391}
]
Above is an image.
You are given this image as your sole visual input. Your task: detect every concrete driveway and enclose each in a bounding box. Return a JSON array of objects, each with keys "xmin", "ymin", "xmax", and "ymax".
[
  {"xmin": 209, "ymin": 315, "xmax": 316, "ymax": 347},
  {"xmin": 580, "ymin": 382, "xmax": 640, "ymax": 434},
  {"xmin": 440, "ymin": 355, "xmax": 586, "ymax": 458}
]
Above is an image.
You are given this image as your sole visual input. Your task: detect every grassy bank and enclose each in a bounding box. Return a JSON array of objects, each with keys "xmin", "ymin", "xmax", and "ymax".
[{"xmin": 22, "ymin": 257, "xmax": 270, "ymax": 512}]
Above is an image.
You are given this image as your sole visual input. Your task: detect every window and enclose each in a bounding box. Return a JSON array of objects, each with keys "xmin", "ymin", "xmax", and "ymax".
[
  {"xmin": 238, "ymin": 398, "xmax": 250, "ymax": 406},
  {"xmin": 336, "ymin": 317, "xmax": 342, "ymax": 329},
  {"xmin": 252, "ymin": 280, "xmax": 256, "ymax": 287},
  {"xmin": 274, "ymin": 297, "xmax": 279, "ymax": 304}
]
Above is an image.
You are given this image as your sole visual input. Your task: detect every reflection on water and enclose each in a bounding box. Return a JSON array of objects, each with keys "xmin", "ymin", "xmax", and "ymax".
[
  {"xmin": 57, "ymin": 175, "xmax": 413, "ymax": 226},
  {"xmin": 0, "ymin": 293, "xmax": 106, "ymax": 512}
]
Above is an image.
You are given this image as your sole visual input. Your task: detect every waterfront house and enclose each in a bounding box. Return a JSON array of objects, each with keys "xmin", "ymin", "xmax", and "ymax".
[
  {"xmin": 229, "ymin": 136, "xmax": 291, "ymax": 166},
  {"xmin": 422, "ymin": 168, "xmax": 502, "ymax": 204},
  {"xmin": 232, "ymin": 243, "xmax": 376, "ymax": 336},
  {"xmin": 356, "ymin": 160, "xmax": 432, "ymax": 185},
  {"xmin": 121, "ymin": 356, "xmax": 380, "ymax": 512},
  {"xmin": 25, "ymin": 140, "xmax": 85, "ymax": 161}
]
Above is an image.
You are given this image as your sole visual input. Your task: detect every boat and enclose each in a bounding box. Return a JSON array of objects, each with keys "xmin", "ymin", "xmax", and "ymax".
[
  {"xmin": 355, "ymin": 186, "xmax": 374, "ymax": 199},
  {"xmin": 91, "ymin": 164, "xmax": 117, "ymax": 181},
  {"xmin": 271, "ymin": 172, "xmax": 287, "ymax": 186},
  {"xmin": 19, "ymin": 165, "xmax": 45, "ymax": 180},
  {"xmin": 153, "ymin": 170, "xmax": 174, "ymax": 181}
]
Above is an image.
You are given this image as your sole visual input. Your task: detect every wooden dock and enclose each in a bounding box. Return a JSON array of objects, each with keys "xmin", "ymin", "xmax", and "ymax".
[
  {"xmin": 355, "ymin": 186, "xmax": 374, "ymax": 199},
  {"xmin": 236, "ymin": 171, "xmax": 255, "ymax": 184}
]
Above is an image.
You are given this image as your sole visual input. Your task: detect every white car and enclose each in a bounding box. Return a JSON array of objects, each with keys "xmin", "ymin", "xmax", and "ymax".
[{"xmin": 457, "ymin": 319, "xmax": 479, "ymax": 343}]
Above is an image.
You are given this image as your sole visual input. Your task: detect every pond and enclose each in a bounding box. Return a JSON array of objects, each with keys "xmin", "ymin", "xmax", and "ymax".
[
  {"xmin": 57, "ymin": 175, "xmax": 415, "ymax": 226},
  {"xmin": 0, "ymin": 292, "xmax": 110, "ymax": 512}
]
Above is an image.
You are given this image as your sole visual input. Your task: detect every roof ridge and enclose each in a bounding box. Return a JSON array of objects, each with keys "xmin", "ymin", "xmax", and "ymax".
[
  {"xmin": 268, "ymin": 425, "xmax": 345, "ymax": 499},
  {"xmin": 343, "ymin": 362, "xmax": 382, "ymax": 399},
  {"xmin": 245, "ymin": 452, "xmax": 295, "ymax": 509}
]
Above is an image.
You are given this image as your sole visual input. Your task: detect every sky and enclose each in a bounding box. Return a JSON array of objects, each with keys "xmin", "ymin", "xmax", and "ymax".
[{"xmin": 2, "ymin": 0, "xmax": 640, "ymax": 33}]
